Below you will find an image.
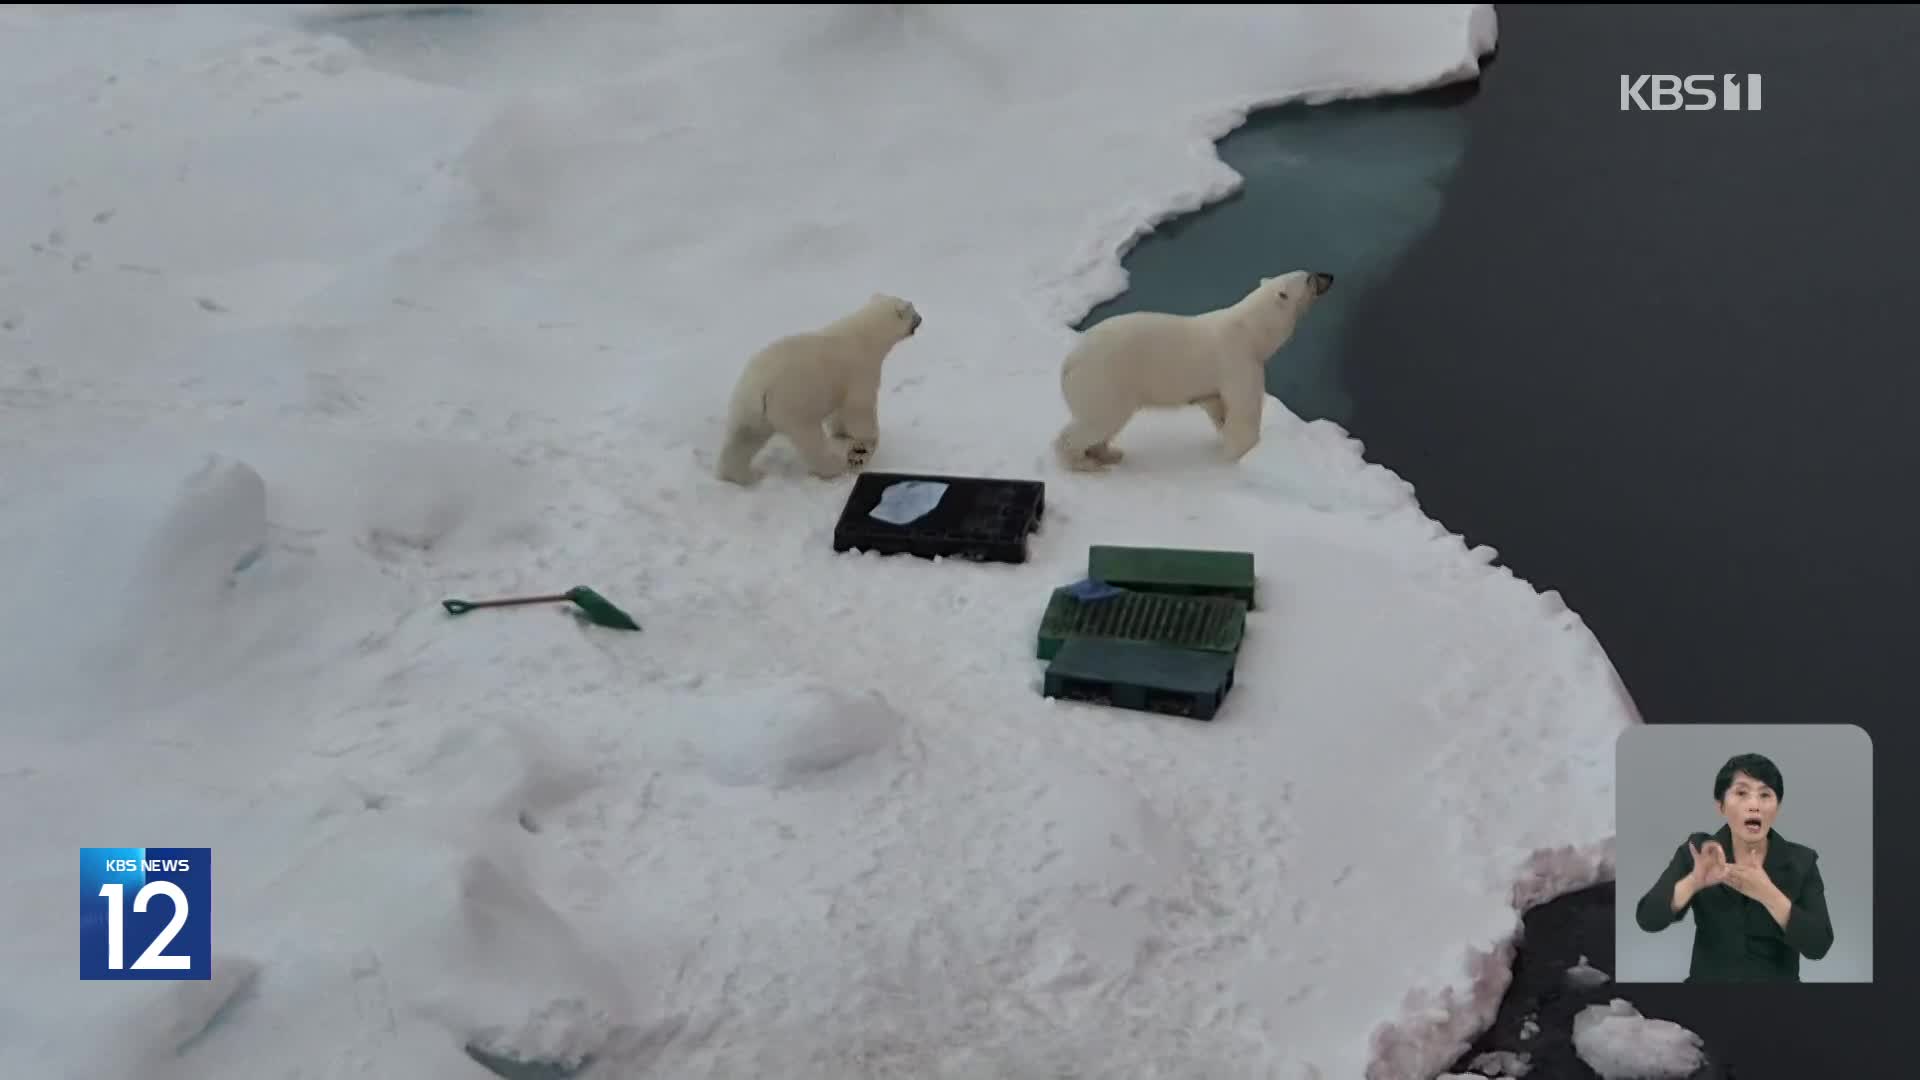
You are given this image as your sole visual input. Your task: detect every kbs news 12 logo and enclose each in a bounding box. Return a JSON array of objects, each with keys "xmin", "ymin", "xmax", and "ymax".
[
  {"xmin": 79, "ymin": 847, "xmax": 212, "ymax": 980},
  {"xmin": 1620, "ymin": 74, "xmax": 1763, "ymax": 111}
]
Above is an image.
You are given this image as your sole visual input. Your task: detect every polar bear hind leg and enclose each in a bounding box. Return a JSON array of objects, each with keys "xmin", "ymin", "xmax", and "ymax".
[
  {"xmin": 716, "ymin": 417, "xmax": 774, "ymax": 486},
  {"xmin": 1053, "ymin": 407, "xmax": 1132, "ymax": 471}
]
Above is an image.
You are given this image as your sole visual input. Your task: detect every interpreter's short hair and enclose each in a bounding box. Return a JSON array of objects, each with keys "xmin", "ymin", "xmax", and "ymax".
[{"xmin": 1714, "ymin": 752, "xmax": 1784, "ymax": 804}]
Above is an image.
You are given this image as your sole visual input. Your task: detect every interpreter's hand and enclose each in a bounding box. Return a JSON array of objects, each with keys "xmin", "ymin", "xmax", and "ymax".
[
  {"xmin": 1722, "ymin": 861, "xmax": 1777, "ymax": 904},
  {"xmin": 1687, "ymin": 839, "xmax": 1730, "ymax": 890}
]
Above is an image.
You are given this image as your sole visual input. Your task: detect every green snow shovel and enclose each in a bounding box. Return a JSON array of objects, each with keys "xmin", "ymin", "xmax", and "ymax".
[{"xmin": 441, "ymin": 585, "xmax": 641, "ymax": 631}]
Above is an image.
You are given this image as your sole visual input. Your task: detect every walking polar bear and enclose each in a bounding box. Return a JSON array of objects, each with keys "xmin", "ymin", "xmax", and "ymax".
[
  {"xmin": 1053, "ymin": 270, "xmax": 1334, "ymax": 471},
  {"xmin": 716, "ymin": 293, "xmax": 923, "ymax": 485}
]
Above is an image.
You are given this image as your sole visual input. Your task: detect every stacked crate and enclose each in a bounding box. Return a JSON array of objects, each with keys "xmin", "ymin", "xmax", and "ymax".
[{"xmin": 1037, "ymin": 545, "xmax": 1256, "ymax": 722}]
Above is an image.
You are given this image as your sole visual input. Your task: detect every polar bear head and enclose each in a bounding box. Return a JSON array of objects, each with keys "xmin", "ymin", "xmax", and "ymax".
[
  {"xmin": 865, "ymin": 292, "xmax": 924, "ymax": 340},
  {"xmin": 1239, "ymin": 270, "xmax": 1334, "ymax": 347}
]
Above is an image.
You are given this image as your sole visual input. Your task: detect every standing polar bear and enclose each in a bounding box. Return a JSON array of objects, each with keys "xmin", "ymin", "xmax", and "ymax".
[
  {"xmin": 1053, "ymin": 270, "xmax": 1333, "ymax": 471},
  {"xmin": 716, "ymin": 293, "xmax": 923, "ymax": 485}
]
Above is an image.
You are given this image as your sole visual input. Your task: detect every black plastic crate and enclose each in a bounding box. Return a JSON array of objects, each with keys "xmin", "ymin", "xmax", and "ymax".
[
  {"xmin": 833, "ymin": 471, "xmax": 1045, "ymax": 564},
  {"xmin": 1042, "ymin": 637, "xmax": 1237, "ymax": 722}
]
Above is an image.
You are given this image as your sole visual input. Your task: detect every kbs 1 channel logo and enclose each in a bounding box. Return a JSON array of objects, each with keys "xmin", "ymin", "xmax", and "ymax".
[
  {"xmin": 79, "ymin": 847, "xmax": 212, "ymax": 981},
  {"xmin": 1620, "ymin": 73, "xmax": 1763, "ymax": 112}
]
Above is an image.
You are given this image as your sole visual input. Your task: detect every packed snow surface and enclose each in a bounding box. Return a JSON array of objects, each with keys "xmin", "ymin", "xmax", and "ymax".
[{"xmin": 0, "ymin": 4, "xmax": 1637, "ymax": 1079}]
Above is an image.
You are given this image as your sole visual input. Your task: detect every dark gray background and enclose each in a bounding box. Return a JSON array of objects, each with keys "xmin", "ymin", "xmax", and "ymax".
[{"xmin": 1615, "ymin": 723, "xmax": 1873, "ymax": 983}]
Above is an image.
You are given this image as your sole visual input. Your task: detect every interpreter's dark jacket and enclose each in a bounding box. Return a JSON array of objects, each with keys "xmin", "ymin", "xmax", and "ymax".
[{"xmin": 1633, "ymin": 825, "xmax": 1835, "ymax": 983}]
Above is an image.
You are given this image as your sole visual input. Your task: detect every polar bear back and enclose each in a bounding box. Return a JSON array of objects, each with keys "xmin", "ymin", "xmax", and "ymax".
[
  {"xmin": 730, "ymin": 329, "xmax": 847, "ymax": 420},
  {"xmin": 1062, "ymin": 309, "xmax": 1242, "ymax": 410},
  {"xmin": 1061, "ymin": 275, "xmax": 1321, "ymax": 412},
  {"xmin": 727, "ymin": 293, "xmax": 920, "ymax": 426}
]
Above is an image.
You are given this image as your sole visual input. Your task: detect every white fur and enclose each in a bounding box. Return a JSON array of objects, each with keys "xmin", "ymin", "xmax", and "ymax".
[
  {"xmin": 716, "ymin": 293, "xmax": 923, "ymax": 485},
  {"xmin": 1052, "ymin": 270, "xmax": 1332, "ymax": 471}
]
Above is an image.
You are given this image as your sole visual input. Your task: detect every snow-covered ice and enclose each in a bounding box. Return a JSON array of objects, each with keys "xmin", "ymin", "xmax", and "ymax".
[
  {"xmin": 0, "ymin": 4, "xmax": 1643, "ymax": 1078},
  {"xmin": 1573, "ymin": 999, "xmax": 1709, "ymax": 1080},
  {"xmin": 1467, "ymin": 1049, "xmax": 1534, "ymax": 1077},
  {"xmin": 1566, "ymin": 953, "xmax": 1612, "ymax": 989}
]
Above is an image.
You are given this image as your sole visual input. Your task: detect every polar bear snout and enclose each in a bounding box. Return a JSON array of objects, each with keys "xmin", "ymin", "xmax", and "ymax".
[
  {"xmin": 1310, "ymin": 272, "xmax": 1334, "ymax": 295},
  {"xmin": 908, "ymin": 311, "xmax": 923, "ymax": 335}
]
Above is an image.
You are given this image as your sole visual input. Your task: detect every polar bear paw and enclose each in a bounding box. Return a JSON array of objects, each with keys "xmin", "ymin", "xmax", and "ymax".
[
  {"xmin": 1060, "ymin": 448, "xmax": 1117, "ymax": 472},
  {"xmin": 717, "ymin": 461, "xmax": 764, "ymax": 486}
]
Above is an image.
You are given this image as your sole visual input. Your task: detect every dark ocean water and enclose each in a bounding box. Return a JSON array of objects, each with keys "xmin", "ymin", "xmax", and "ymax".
[{"xmin": 1094, "ymin": 5, "xmax": 1915, "ymax": 1077}]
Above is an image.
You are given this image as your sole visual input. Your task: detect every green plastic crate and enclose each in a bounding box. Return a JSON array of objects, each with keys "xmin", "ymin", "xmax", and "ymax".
[
  {"xmin": 1042, "ymin": 638, "xmax": 1238, "ymax": 721},
  {"xmin": 1086, "ymin": 545, "xmax": 1257, "ymax": 608},
  {"xmin": 1036, "ymin": 586, "xmax": 1247, "ymax": 660}
]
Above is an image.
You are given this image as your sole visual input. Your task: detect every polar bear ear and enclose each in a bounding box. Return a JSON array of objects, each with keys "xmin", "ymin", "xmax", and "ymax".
[{"xmin": 1260, "ymin": 276, "xmax": 1272, "ymax": 285}]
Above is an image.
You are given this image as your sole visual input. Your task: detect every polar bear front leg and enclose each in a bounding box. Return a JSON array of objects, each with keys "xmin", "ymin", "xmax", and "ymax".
[
  {"xmin": 830, "ymin": 386, "xmax": 881, "ymax": 467},
  {"xmin": 785, "ymin": 419, "xmax": 850, "ymax": 479},
  {"xmin": 1217, "ymin": 367, "xmax": 1265, "ymax": 462},
  {"xmin": 763, "ymin": 382, "xmax": 850, "ymax": 479},
  {"xmin": 1192, "ymin": 394, "xmax": 1228, "ymax": 431}
]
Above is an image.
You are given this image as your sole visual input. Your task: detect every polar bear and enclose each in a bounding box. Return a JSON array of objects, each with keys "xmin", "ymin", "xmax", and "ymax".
[
  {"xmin": 1052, "ymin": 270, "xmax": 1333, "ymax": 471},
  {"xmin": 715, "ymin": 293, "xmax": 923, "ymax": 485}
]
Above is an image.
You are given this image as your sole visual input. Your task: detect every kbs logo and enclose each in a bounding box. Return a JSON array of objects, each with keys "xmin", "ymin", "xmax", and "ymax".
[
  {"xmin": 1620, "ymin": 74, "xmax": 1763, "ymax": 111},
  {"xmin": 79, "ymin": 847, "xmax": 211, "ymax": 980}
]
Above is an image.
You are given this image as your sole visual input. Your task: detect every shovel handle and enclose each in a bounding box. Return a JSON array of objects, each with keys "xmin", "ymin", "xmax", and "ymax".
[{"xmin": 442, "ymin": 594, "xmax": 570, "ymax": 615}]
